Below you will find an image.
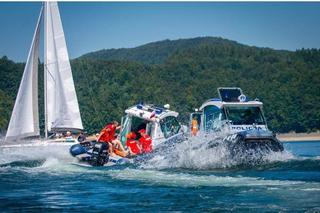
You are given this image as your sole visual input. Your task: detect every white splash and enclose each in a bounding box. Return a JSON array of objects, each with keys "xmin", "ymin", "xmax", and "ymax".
[
  {"xmin": 140, "ymin": 131, "xmax": 295, "ymax": 170},
  {"xmin": 41, "ymin": 157, "xmax": 61, "ymax": 168},
  {"xmin": 0, "ymin": 142, "xmax": 73, "ymax": 165}
]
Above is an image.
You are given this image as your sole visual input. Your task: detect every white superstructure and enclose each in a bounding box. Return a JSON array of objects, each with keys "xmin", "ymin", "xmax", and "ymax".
[
  {"xmin": 190, "ymin": 87, "xmax": 284, "ymax": 153},
  {"xmin": 191, "ymin": 87, "xmax": 268, "ymax": 134},
  {"xmin": 120, "ymin": 103, "xmax": 183, "ymax": 147}
]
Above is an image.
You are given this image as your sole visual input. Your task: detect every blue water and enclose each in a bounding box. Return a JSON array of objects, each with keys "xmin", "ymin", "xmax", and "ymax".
[{"xmin": 0, "ymin": 141, "xmax": 319, "ymax": 212}]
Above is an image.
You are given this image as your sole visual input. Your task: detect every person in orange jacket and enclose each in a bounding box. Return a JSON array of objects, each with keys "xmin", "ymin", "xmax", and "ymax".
[
  {"xmin": 97, "ymin": 121, "xmax": 126, "ymax": 157},
  {"xmin": 191, "ymin": 116, "xmax": 199, "ymax": 136},
  {"xmin": 138, "ymin": 129, "xmax": 153, "ymax": 153},
  {"xmin": 126, "ymin": 132, "xmax": 142, "ymax": 156}
]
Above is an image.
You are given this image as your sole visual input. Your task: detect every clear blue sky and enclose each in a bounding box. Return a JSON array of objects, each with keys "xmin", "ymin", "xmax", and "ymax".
[{"xmin": 1, "ymin": 2, "xmax": 320, "ymax": 62}]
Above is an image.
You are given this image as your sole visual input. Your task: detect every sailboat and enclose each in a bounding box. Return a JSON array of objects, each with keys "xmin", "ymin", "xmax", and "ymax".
[{"xmin": 4, "ymin": 2, "xmax": 83, "ymax": 145}]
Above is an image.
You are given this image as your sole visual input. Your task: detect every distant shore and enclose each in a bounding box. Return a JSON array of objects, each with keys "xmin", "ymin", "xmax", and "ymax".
[{"xmin": 277, "ymin": 132, "xmax": 320, "ymax": 142}]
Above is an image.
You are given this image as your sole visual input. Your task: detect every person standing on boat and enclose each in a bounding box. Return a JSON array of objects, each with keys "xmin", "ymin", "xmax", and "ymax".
[
  {"xmin": 138, "ymin": 129, "xmax": 153, "ymax": 153},
  {"xmin": 191, "ymin": 116, "xmax": 199, "ymax": 136},
  {"xmin": 97, "ymin": 121, "xmax": 126, "ymax": 156}
]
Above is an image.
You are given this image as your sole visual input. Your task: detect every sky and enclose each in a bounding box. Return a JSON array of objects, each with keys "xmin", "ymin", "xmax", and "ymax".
[{"xmin": 0, "ymin": 2, "xmax": 320, "ymax": 62}]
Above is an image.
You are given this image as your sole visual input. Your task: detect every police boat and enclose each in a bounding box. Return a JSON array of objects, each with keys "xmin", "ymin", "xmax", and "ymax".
[
  {"xmin": 190, "ymin": 87, "xmax": 284, "ymax": 154},
  {"xmin": 70, "ymin": 103, "xmax": 185, "ymax": 167}
]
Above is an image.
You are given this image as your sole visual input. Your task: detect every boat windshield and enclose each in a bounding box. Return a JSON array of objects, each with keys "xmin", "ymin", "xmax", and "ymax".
[
  {"xmin": 120, "ymin": 115, "xmax": 153, "ymax": 144},
  {"xmin": 160, "ymin": 116, "xmax": 181, "ymax": 138},
  {"xmin": 224, "ymin": 106, "xmax": 266, "ymax": 125}
]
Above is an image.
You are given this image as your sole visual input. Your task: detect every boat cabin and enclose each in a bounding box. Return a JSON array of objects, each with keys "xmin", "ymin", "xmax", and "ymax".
[
  {"xmin": 190, "ymin": 87, "xmax": 268, "ymax": 134},
  {"xmin": 120, "ymin": 103, "xmax": 183, "ymax": 147}
]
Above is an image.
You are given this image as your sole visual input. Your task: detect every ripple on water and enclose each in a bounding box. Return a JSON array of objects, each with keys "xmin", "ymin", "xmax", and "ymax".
[{"xmin": 0, "ymin": 139, "xmax": 319, "ymax": 211}]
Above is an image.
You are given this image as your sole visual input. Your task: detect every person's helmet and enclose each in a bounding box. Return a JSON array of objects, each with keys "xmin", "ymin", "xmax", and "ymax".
[
  {"xmin": 138, "ymin": 129, "xmax": 146, "ymax": 134},
  {"xmin": 127, "ymin": 132, "xmax": 136, "ymax": 139},
  {"xmin": 126, "ymin": 132, "xmax": 132, "ymax": 139}
]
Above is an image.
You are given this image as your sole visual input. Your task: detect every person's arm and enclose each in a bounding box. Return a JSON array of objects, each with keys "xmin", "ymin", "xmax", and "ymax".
[
  {"xmin": 127, "ymin": 146, "xmax": 134, "ymax": 155},
  {"xmin": 97, "ymin": 131, "xmax": 103, "ymax": 141},
  {"xmin": 137, "ymin": 140, "xmax": 142, "ymax": 151}
]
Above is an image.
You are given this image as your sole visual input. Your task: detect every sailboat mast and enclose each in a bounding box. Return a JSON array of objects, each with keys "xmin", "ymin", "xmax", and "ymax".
[{"xmin": 44, "ymin": 2, "xmax": 48, "ymax": 139}]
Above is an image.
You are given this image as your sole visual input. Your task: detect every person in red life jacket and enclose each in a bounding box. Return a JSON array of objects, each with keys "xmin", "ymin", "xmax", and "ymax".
[
  {"xmin": 126, "ymin": 132, "xmax": 142, "ymax": 156},
  {"xmin": 97, "ymin": 121, "xmax": 126, "ymax": 157},
  {"xmin": 138, "ymin": 129, "xmax": 153, "ymax": 153},
  {"xmin": 97, "ymin": 121, "xmax": 119, "ymax": 142}
]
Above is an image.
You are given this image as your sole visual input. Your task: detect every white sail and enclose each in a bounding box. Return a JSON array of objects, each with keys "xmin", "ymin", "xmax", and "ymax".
[
  {"xmin": 5, "ymin": 8, "xmax": 42, "ymax": 142},
  {"xmin": 44, "ymin": 2, "xmax": 83, "ymax": 133}
]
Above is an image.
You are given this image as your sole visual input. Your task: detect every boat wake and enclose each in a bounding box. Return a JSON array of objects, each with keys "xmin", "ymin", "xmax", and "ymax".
[
  {"xmin": 139, "ymin": 131, "xmax": 295, "ymax": 170},
  {"xmin": 0, "ymin": 142, "xmax": 73, "ymax": 166},
  {"xmin": 0, "ymin": 136, "xmax": 319, "ymax": 193},
  {"xmin": 0, "ymin": 133, "xmax": 318, "ymax": 175},
  {"xmin": 106, "ymin": 167, "xmax": 319, "ymax": 189}
]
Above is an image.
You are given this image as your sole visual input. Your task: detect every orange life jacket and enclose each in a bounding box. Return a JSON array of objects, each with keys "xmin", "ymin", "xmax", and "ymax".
[
  {"xmin": 191, "ymin": 119, "xmax": 199, "ymax": 136},
  {"xmin": 139, "ymin": 135, "xmax": 152, "ymax": 153},
  {"xmin": 126, "ymin": 139, "xmax": 141, "ymax": 155},
  {"xmin": 98, "ymin": 124, "xmax": 116, "ymax": 142}
]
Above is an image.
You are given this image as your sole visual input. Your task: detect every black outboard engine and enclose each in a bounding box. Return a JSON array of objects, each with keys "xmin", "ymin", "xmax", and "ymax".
[
  {"xmin": 88, "ymin": 142, "xmax": 109, "ymax": 166},
  {"xmin": 69, "ymin": 142, "xmax": 110, "ymax": 166}
]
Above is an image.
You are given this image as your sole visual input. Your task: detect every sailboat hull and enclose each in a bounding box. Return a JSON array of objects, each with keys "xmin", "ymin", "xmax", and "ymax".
[{"xmin": 0, "ymin": 139, "xmax": 78, "ymax": 149}]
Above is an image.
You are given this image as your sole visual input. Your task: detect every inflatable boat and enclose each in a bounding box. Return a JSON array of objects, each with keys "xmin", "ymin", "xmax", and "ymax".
[{"xmin": 70, "ymin": 103, "xmax": 185, "ymax": 166}]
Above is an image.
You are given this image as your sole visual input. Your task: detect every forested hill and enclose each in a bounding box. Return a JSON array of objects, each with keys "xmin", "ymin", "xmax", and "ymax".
[
  {"xmin": 0, "ymin": 37, "xmax": 319, "ymax": 134},
  {"xmin": 80, "ymin": 37, "xmax": 245, "ymax": 64}
]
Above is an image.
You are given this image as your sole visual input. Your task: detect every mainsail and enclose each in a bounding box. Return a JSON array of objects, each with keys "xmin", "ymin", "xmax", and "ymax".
[
  {"xmin": 5, "ymin": 8, "xmax": 42, "ymax": 141},
  {"xmin": 5, "ymin": 2, "xmax": 83, "ymax": 142},
  {"xmin": 44, "ymin": 2, "xmax": 83, "ymax": 134}
]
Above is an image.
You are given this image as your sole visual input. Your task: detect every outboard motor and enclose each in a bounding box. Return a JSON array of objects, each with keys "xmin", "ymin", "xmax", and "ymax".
[
  {"xmin": 88, "ymin": 142, "xmax": 109, "ymax": 166},
  {"xmin": 69, "ymin": 142, "xmax": 110, "ymax": 166}
]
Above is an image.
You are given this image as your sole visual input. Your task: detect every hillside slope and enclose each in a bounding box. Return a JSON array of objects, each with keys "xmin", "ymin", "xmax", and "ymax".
[
  {"xmin": 1, "ymin": 37, "xmax": 319, "ymax": 134},
  {"xmin": 80, "ymin": 37, "xmax": 245, "ymax": 64}
]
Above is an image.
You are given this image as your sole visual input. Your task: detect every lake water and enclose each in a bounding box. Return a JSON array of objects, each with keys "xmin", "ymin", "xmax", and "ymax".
[{"xmin": 0, "ymin": 140, "xmax": 319, "ymax": 212}]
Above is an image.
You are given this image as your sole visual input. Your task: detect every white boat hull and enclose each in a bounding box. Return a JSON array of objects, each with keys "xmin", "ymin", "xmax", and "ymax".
[{"xmin": 0, "ymin": 139, "xmax": 77, "ymax": 149}]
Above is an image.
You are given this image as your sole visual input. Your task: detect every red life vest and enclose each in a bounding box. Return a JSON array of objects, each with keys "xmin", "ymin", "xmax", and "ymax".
[
  {"xmin": 139, "ymin": 135, "xmax": 153, "ymax": 153},
  {"xmin": 98, "ymin": 124, "xmax": 116, "ymax": 142},
  {"xmin": 126, "ymin": 139, "xmax": 141, "ymax": 155}
]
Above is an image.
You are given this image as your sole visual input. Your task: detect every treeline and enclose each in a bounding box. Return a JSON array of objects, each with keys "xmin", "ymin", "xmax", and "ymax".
[{"xmin": 0, "ymin": 37, "xmax": 319, "ymax": 134}]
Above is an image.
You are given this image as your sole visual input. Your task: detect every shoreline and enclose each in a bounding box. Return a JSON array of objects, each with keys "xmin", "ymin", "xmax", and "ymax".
[{"xmin": 277, "ymin": 132, "xmax": 320, "ymax": 142}]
